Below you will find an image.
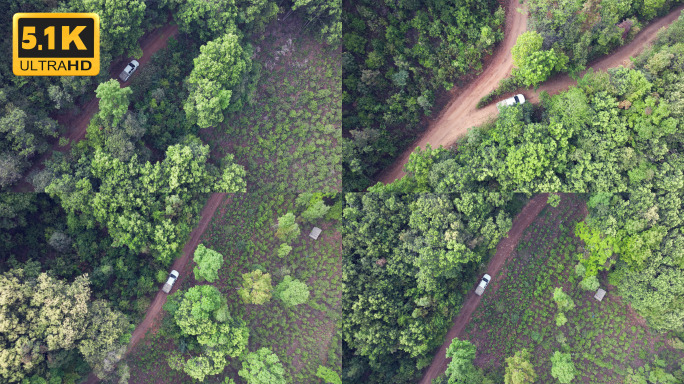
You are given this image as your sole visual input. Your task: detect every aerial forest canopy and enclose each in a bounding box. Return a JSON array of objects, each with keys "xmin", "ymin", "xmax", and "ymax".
[
  {"xmin": 341, "ymin": 0, "xmax": 506, "ymax": 191},
  {"xmin": 342, "ymin": 12, "xmax": 684, "ymax": 384}
]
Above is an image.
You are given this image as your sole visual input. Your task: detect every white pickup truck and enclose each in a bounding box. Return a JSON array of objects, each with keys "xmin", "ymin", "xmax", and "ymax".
[
  {"xmin": 119, "ymin": 59, "xmax": 139, "ymax": 82},
  {"xmin": 162, "ymin": 270, "xmax": 179, "ymax": 293},
  {"xmin": 475, "ymin": 274, "xmax": 491, "ymax": 296}
]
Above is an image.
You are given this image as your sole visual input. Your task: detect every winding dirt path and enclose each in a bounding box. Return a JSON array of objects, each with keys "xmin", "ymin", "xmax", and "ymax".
[
  {"xmin": 418, "ymin": 193, "xmax": 549, "ymax": 384},
  {"xmin": 12, "ymin": 23, "xmax": 179, "ymax": 192},
  {"xmin": 377, "ymin": 0, "xmax": 528, "ymax": 185},
  {"xmin": 84, "ymin": 192, "xmax": 227, "ymax": 384},
  {"xmin": 378, "ymin": 4, "xmax": 684, "ymax": 185}
]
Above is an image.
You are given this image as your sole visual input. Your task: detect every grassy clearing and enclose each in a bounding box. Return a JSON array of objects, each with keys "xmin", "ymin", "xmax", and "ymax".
[
  {"xmin": 464, "ymin": 194, "xmax": 684, "ymax": 383},
  {"xmin": 200, "ymin": 15, "xmax": 342, "ymax": 194},
  {"xmin": 126, "ymin": 192, "xmax": 342, "ymax": 383}
]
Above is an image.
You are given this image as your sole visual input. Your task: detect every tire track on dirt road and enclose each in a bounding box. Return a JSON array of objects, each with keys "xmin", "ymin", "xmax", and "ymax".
[{"xmin": 418, "ymin": 193, "xmax": 549, "ymax": 384}]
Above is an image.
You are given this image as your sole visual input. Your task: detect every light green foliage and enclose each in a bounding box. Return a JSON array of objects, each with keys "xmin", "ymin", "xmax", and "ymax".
[
  {"xmin": 579, "ymin": 275, "xmax": 599, "ymax": 291},
  {"xmin": 276, "ymin": 243, "xmax": 292, "ymax": 258},
  {"xmin": 0, "ymin": 269, "xmax": 130, "ymax": 382},
  {"xmin": 574, "ymin": 263, "xmax": 586, "ymax": 277},
  {"xmin": 165, "ymin": 285, "xmax": 249, "ymax": 381},
  {"xmin": 165, "ymin": 0, "xmax": 238, "ymax": 41},
  {"xmin": 301, "ymin": 200, "xmax": 330, "ymax": 222},
  {"xmin": 504, "ymin": 349, "xmax": 537, "ymax": 384},
  {"xmin": 276, "ymin": 212, "xmax": 301, "ymax": 243},
  {"xmin": 193, "ymin": 244, "xmax": 224, "ymax": 282},
  {"xmin": 238, "ymin": 270, "xmax": 272, "ymax": 305},
  {"xmin": 547, "ymin": 194, "xmax": 561, "ymax": 208},
  {"xmin": 46, "ymin": 138, "xmax": 246, "ymax": 264},
  {"xmin": 550, "ymin": 352, "xmax": 576, "ymax": 384},
  {"xmin": 552, "ymin": 287, "xmax": 575, "ymax": 312},
  {"xmin": 316, "ymin": 365, "xmax": 342, "ymax": 384},
  {"xmin": 274, "ymin": 275, "xmax": 310, "ymax": 307},
  {"xmin": 445, "ymin": 338, "xmax": 484, "ymax": 384},
  {"xmin": 555, "ymin": 312, "xmax": 567, "ymax": 327},
  {"xmin": 574, "ymin": 221, "xmax": 619, "ymax": 277},
  {"xmin": 72, "ymin": 0, "xmax": 146, "ymax": 58},
  {"xmin": 238, "ymin": 347, "xmax": 286, "ymax": 384},
  {"xmin": 511, "ymin": 31, "xmax": 568, "ymax": 87},
  {"xmin": 95, "ymin": 80, "xmax": 132, "ymax": 127},
  {"xmin": 185, "ymin": 33, "xmax": 251, "ymax": 128}
]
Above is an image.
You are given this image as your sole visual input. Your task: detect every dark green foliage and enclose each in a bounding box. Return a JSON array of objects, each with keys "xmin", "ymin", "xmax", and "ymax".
[{"xmin": 342, "ymin": 0, "xmax": 505, "ymax": 190}]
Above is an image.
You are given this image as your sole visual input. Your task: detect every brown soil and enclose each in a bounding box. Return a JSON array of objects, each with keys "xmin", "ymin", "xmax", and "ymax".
[
  {"xmin": 378, "ymin": 4, "xmax": 684, "ymax": 185},
  {"xmin": 377, "ymin": 0, "xmax": 528, "ymax": 185},
  {"xmin": 84, "ymin": 192, "xmax": 227, "ymax": 384},
  {"xmin": 418, "ymin": 193, "xmax": 549, "ymax": 384},
  {"xmin": 12, "ymin": 24, "xmax": 179, "ymax": 193}
]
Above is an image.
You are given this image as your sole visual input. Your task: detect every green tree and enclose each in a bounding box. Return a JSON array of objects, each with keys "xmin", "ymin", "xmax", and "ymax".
[
  {"xmin": 555, "ymin": 312, "xmax": 567, "ymax": 327},
  {"xmin": 547, "ymin": 194, "xmax": 561, "ymax": 207},
  {"xmin": 550, "ymin": 352, "xmax": 576, "ymax": 384},
  {"xmin": 301, "ymin": 199, "xmax": 330, "ymax": 222},
  {"xmin": 165, "ymin": 285, "xmax": 249, "ymax": 381},
  {"xmin": 95, "ymin": 80, "xmax": 132, "ymax": 127},
  {"xmin": 0, "ymin": 269, "xmax": 130, "ymax": 382},
  {"xmin": 238, "ymin": 348, "xmax": 286, "ymax": 384},
  {"xmin": 445, "ymin": 338, "xmax": 484, "ymax": 384},
  {"xmin": 193, "ymin": 244, "xmax": 224, "ymax": 282},
  {"xmin": 292, "ymin": 0, "xmax": 341, "ymax": 45},
  {"xmin": 185, "ymin": 34, "xmax": 251, "ymax": 128},
  {"xmin": 579, "ymin": 275, "xmax": 600, "ymax": 291},
  {"xmin": 275, "ymin": 212, "xmax": 301, "ymax": 243},
  {"xmin": 238, "ymin": 270, "xmax": 272, "ymax": 305},
  {"xmin": 165, "ymin": 0, "xmax": 238, "ymax": 41},
  {"xmin": 552, "ymin": 287, "xmax": 575, "ymax": 312},
  {"xmin": 504, "ymin": 349, "xmax": 537, "ymax": 384},
  {"xmin": 73, "ymin": 0, "xmax": 146, "ymax": 58},
  {"xmin": 276, "ymin": 243, "xmax": 292, "ymax": 259},
  {"xmin": 274, "ymin": 275, "xmax": 310, "ymax": 307},
  {"xmin": 511, "ymin": 31, "xmax": 568, "ymax": 87},
  {"xmin": 316, "ymin": 365, "xmax": 342, "ymax": 384}
]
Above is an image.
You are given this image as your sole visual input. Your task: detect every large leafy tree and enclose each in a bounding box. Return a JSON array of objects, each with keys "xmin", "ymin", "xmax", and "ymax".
[
  {"xmin": 550, "ymin": 352, "xmax": 576, "ymax": 384},
  {"xmin": 238, "ymin": 270, "xmax": 272, "ymax": 305},
  {"xmin": 185, "ymin": 33, "xmax": 252, "ymax": 128},
  {"xmin": 0, "ymin": 269, "xmax": 130, "ymax": 382},
  {"xmin": 504, "ymin": 349, "xmax": 537, "ymax": 384},
  {"xmin": 292, "ymin": 0, "xmax": 341, "ymax": 45},
  {"xmin": 445, "ymin": 338, "xmax": 483, "ymax": 384},
  {"xmin": 164, "ymin": 0, "xmax": 238, "ymax": 42},
  {"xmin": 193, "ymin": 244, "xmax": 224, "ymax": 283},
  {"xmin": 71, "ymin": 0, "xmax": 146, "ymax": 58},
  {"xmin": 238, "ymin": 347, "xmax": 286, "ymax": 384},
  {"xmin": 95, "ymin": 80, "xmax": 132, "ymax": 127},
  {"xmin": 46, "ymin": 137, "xmax": 246, "ymax": 264},
  {"xmin": 511, "ymin": 31, "xmax": 568, "ymax": 87},
  {"xmin": 165, "ymin": 285, "xmax": 249, "ymax": 381},
  {"xmin": 273, "ymin": 275, "xmax": 310, "ymax": 307}
]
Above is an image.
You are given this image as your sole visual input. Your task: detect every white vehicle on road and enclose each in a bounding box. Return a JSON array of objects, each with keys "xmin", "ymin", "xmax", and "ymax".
[
  {"xmin": 474, "ymin": 274, "xmax": 491, "ymax": 296},
  {"xmin": 119, "ymin": 59, "xmax": 139, "ymax": 82},
  {"xmin": 496, "ymin": 94, "xmax": 525, "ymax": 110},
  {"xmin": 162, "ymin": 270, "xmax": 179, "ymax": 293}
]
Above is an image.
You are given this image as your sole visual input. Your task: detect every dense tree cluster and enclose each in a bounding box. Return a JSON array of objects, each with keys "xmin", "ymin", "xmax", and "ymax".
[
  {"xmin": 0, "ymin": 269, "xmax": 131, "ymax": 383},
  {"xmin": 344, "ymin": 12, "xmax": 684, "ymax": 382},
  {"xmin": 526, "ymin": 0, "xmax": 681, "ymax": 73},
  {"xmin": 342, "ymin": 0, "xmax": 505, "ymax": 190}
]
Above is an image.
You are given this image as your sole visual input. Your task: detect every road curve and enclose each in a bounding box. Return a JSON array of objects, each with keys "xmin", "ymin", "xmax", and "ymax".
[
  {"xmin": 378, "ymin": 4, "xmax": 684, "ymax": 185},
  {"xmin": 11, "ymin": 24, "xmax": 179, "ymax": 192},
  {"xmin": 418, "ymin": 194, "xmax": 549, "ymax": 384},
  {"xmin": 377, "ymin": 0, "xmax": 528, "ymax": 185}
]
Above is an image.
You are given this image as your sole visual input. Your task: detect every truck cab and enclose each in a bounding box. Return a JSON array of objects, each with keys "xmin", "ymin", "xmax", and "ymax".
[
  {"xmin": 119, "ymin": 59, "xmax": 139, "ymax": 82},
  {"xmin": 162, "ymin": 270, "xmax": 179, "ymax": 293},
  {"xmin": 475, "ymin": 273, "xmax": 491, "ymax": 296}
]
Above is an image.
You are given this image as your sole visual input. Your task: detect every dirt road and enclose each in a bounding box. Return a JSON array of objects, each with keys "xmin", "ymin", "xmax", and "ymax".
[
  {"xmin": 377, "ymin": 0, "xmax": 527, "ymax": 185},
  {"xmin": 418, "ymin": 193, "xmax": 549, "ymax": 384},
  {"xmin": 12, "ymin": 24, "xmax": 179, "ymax": 192},
  {"xmin": 378, "ymin": 5, "xmax": 684, "ymax": 185},
  {"xmin": 83, "ymin": 192, "xmax": 227, "ymax": 384}
]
